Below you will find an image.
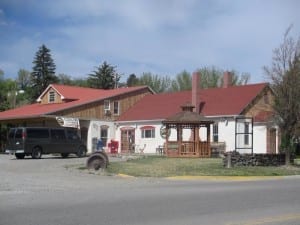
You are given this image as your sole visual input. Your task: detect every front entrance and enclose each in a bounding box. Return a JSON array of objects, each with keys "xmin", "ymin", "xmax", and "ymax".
[
  {"xmin": 121, "ymin": 127, "xmax": 135, "ymax": 153},
  {"xmin": 268, "ymin": 128, "xmax": 277, "ymax": 154}
]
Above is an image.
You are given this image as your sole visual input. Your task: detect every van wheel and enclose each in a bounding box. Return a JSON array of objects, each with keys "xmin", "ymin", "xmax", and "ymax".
[
  {"xmin": 32, "ymin": 147, "xmax": 42, "ymax": 159},
  {"xmin": 15, "ymin": 153, "xmax": 25, "ymax": 159},
  {"xmin": 76, "ymin": 146, "xmax": 86, "ymax": 158},
  {"xmin": 61, "ymin": 153, "xmax": 69, "ymax": 158}
]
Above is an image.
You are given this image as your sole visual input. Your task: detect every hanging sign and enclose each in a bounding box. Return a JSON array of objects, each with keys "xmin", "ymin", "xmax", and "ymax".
[
  {"xmin": 56, "ymin": 117, "xmax": 80, "ymax": 129},
  {"xmin": 160, "ymin": 125, "xmax": 170, "ymax": 139}
]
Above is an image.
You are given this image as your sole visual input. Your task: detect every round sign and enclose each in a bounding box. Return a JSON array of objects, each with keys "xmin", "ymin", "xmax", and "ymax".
[{"xmin": 160, "ymin": 125, "xmax": 170, "ymax": 139}]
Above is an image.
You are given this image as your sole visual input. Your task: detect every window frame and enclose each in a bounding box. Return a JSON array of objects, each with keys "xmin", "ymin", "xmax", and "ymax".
[
  {"xmin": 48, "ymin": 91, "xmax": 55, "ymax": 103},
  {"xmin": 141, "ymin": 126, "xmax": 155, "ymax": 139},
  {"xmin": 100, "ymin": 125, "xmax": 108, "ymax": 146},
  {"xmin": 244, "ymin": 122, "xmax": 250, "ymax": 145},
  {"xmin": 113, "ymin": 101, "xmax": 120, "ymax": 115},
  {"xmin": 213, "ymin": 123, "xmax": 219, "ymax": 142},
  {"xmin": 104, "ymin": 100, "xmax": 110, "ymax": 112}
]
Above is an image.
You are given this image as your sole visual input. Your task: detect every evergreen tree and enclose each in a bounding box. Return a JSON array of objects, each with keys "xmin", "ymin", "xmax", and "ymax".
[
  {"xmin": 30, "ymin": 44, "xmax": 58, "ymax": 102},
  {"xmin": 88, "ymin": 61, "xmax": 120, "ymax": 89},
  {"xmin": 126, "ymin": 73, "xmax": 139, "ymax": 87}
]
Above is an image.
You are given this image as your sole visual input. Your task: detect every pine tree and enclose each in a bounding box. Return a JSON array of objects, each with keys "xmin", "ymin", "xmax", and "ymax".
[
  {"xmin": 30, "ymin": 45, "xmax": 58, "ymax": 102},
  {"xmin": 88, "ymin": 61, "xmax": 120, "ymax": 89}
]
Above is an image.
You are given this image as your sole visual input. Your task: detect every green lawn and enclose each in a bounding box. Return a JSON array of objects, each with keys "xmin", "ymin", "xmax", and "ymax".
[{"xmin": 106, "ymin": 155, "xmax": 300, "ymax": 177}]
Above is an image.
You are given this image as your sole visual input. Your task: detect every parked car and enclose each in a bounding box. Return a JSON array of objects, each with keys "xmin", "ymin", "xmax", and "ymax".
[{"xmin": 5, "ymin": 127, "xmax": 87, "ymax": 159}]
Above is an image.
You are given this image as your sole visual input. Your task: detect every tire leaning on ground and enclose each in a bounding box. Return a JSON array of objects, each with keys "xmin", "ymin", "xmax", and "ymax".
[
  {"xmin": 15, "ymin": 153, "xmax": 25, "ymax": 159},
  {"xmin": 76, "ymin": 146, "xmax": 87, "ymax": 158},
  {"xmin": 32, "ymin": 146, "xmax": 42, "ymax": 159},
  {"xmin": 86, "ymin": 152, "xmax": 109, "ymax": 170}
]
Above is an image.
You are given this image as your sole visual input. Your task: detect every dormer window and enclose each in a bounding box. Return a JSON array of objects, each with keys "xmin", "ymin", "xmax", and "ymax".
[{"xmin": 49, "ymin": 91, "xmax": 55, "ymax": 103}]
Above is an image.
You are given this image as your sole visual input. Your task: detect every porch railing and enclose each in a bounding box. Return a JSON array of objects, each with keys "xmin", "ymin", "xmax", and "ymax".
[{"xmin": 166, "ymin": 141, "xmax": 211, "ymax": 158}]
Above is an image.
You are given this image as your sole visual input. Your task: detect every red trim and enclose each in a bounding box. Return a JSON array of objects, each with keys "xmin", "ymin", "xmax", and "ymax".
[
  {"xmin": 120, "ymin": 126, "xmax": 135, "ymax": 131},
  {"xmin": 140, "ymin": 126, "xmax": 155, "ymax": 130}
]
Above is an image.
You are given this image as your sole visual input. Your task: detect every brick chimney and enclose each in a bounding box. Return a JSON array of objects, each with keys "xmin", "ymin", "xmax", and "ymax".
[
  {"xmin": 192, "ymin": 71, "xmax": 201, "ymax": 113},
  {"xmin": 223, "ymin": 71, "xmax": 232, "ymax": 88}
]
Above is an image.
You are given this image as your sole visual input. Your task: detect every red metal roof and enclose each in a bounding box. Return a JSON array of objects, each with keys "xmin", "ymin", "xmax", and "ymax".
[
  {"xmin": 118, "ymin": 83, "xmax": 269, "ymax": 121},
  {"xmin": 0, "ymin": 84, "xmax": 151, "ymax": 121}
]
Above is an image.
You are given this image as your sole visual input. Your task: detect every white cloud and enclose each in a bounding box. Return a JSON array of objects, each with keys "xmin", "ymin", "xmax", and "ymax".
[{"xmin": 1, "ymin": 0, "xmax": 299, "ymax": 83}]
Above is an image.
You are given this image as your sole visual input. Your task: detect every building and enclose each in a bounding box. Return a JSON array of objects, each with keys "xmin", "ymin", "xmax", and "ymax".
[
  {"xmin": 0, "ymin": 72, "xmax": 278, "ymax": 156},
  {"xmin": 116, "ymin": 72, "xmax": 278, "ymax": 155},
  {"xmin": 0, "ymin": 84, "xmax": 153, "ymax": 153}
]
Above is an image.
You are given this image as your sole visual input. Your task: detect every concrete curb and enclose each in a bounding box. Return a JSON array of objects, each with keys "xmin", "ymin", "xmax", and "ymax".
[
  {"xmin": 117, "ymin": 173, "xmax": 135, "ymax": 178},
  {"xmin": 116, "ymin": 173, "xmax": 287, "ymax": 181},
  {"xmin": 165, "ymin": 175, "xmax": 284, "ymax": 181}
]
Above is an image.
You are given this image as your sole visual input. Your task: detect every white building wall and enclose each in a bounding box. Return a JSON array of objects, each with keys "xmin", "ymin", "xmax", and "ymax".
[
  {"xmin": 116, "ymin": 121, "xmax": 166, "ymax": 154},
  {"xmin": 253, "ymin": 125, "xmax": 267, "ymax": 154},
  {"xmin": 211, "ymin": 120, "xmax": 236, "ymax": 152},
  {"xmin": 116, "ymin": 119, "xmax": 270, "ymax": 154},
  {"xmin": 87, "ymin": 120, "xmax": 115, "ymax": 153},
  {"xmin": 212, "ymin": 119, "xmax": 268, "ymax": 154}
]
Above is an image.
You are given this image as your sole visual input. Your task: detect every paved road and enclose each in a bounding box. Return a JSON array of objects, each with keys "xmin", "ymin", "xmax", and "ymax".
[{"xmin": 1, "ymin": 154, "xmax": 300, "ymax": 225}]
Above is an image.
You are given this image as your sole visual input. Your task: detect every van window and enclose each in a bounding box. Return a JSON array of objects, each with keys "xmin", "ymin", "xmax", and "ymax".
[
  {"xmin": 51, "ymin": 129, "xmax": 66, "ymax": 140},
  {"xmin": 15, "ymin": 129, "xmax": 23, "ymax": 138},
  {"xmin": 8, "ymin": 129, "xmax": 16, "ymax": 138},
  {"xmin": 66, "ymin": 129, "xmax": 79, "ymax": 140},
  {"xmin": 27, "ymin": 128, "xmax": 49, "ymax": 139}
]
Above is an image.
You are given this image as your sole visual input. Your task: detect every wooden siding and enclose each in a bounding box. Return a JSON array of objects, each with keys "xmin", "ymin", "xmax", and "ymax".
[
  {"xmin": 55, "ymin": 89, "xmax": 151, "ymax": 120},
  {"xmin": 244, "ymin": 88, "xmax": 274, "ymax": 118},
  {"xmin": 40, "ymin": 87, "xmax": 63, "ymax": 104}
]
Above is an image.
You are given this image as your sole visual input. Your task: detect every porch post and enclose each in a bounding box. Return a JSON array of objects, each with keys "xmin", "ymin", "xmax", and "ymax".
[
  {"xmin": 195, "ymin": 126, "xmax": 199, "ymax": 156},
  {"xmin": 207, "ymin": 124, "xmax": 211, "ymax": 157},
  {"xmin": 165, "ymin": 125, "xmax": 169, "ymax": 156},
  {"xmin": 177, "ymin": 125, "xmax": 182, "ymax": 155}
]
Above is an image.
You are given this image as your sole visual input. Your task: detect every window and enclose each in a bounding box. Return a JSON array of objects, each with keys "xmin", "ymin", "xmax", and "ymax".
[
  {"xmin": 8, "ymin": 128, "xmax": 16, "ymax": 138},
  {"xmin": 49, "ymin": 91, "xmax": 55, "ymax": 103},
  {"xmin": 27, "ymin": 128, "xmax": 49, "ymax": 139},
  {"xmin": 104, "ymin": 100, "xmax": 111, "ymax": 115},
  {"xmin": 244, "ymin": 122, "xmax": 249, "ymax": 145},
  {"xmin": 100, "ymin": 125, "xmax": 108, "ymax": 146},
  {"xmin": 141, "ymin": 126, "xmax": 155, "ymax": 138},
  {"xmin": 104, "ymin": 100, "xmax": 110, "ymax": 110},
  {"xmin": 113, "ymin": 101, "xmax": 119, "ymax": 115},
  {"xmin": 50, "ymin": 129, "xmax": 66, "ymax": 140},
  {"xmin": 15, "ymin": 129, "xmax": 23, "ymax": 139},
  {"xmin": 213, "ymin": 124, "xmax": 218, "ymax": 142},
  {"xmin": 66, "ymin": 129, "xmax": 79, "ymax": 140}
]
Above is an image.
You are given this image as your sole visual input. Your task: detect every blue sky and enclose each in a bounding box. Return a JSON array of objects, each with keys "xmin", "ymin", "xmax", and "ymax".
[{"xmin": 0, "ymin": 0, "xmax": 299, "ymax": 83}]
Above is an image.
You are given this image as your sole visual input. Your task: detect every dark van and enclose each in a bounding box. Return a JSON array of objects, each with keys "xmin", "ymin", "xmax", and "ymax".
[{"xmin": 5, "ymin": 127, "xmax": 87, "ymax": 159}]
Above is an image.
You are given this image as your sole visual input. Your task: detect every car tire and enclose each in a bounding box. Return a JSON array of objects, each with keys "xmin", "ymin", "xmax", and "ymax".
[
  {"xmin": 86, "ymin": 153, "xmax": 108, "ymax": 170},
  {"xmin": 15, "ymin": 153, "xmax": 25, "ymax": 159},
  {"xmin": 32, "ymin": 147, "xmax": 42, "ymax": 159},
  {"xmin": 76, "ymin": 146, "xmax": 86, "ymax": 158},
  {"xmin": 61, "ymin": 153, "xmax": 69, "ymax": 158}
]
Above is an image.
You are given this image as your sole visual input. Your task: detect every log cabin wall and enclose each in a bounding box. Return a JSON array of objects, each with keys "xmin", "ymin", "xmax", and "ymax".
[
  {"xmin": 56, "ymin": 89, "xmax": 151, "ymax": 120},
  {"xmin": 244, "ymin": 88, "xmax": 274, "ymax": 117}
]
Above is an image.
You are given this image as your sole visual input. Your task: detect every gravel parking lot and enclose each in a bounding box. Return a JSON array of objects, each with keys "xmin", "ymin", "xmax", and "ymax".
[{"xmin": 0, "ymin": 153, "xmax": 128, "ymax": 195}]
